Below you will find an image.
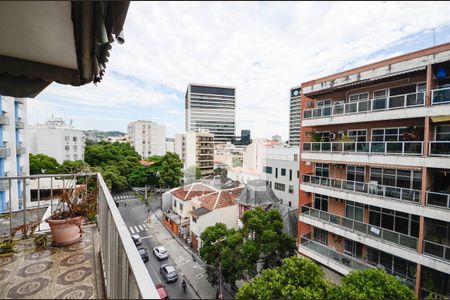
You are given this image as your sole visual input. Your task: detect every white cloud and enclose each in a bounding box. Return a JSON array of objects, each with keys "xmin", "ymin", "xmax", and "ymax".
[{"xmin": 33, "ymin": 1, "xmax": 450, "ymax": 139}]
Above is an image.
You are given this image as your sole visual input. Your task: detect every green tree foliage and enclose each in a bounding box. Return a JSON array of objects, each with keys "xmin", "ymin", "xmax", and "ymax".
[
  {"xmin": 213, "ymin": 167, "xmax": 228, "ymax": 176},
  {"xmin": 338, "ymin": 268, "xmax": 415, "ymax": 300},
  {"xmin": 158, "ymin": 152, "xmax": 183, "ymax": 188},
  {"xmin": 29, "ymin": 153, "xmax": 60, "ymax": 175},
  {"xmin": 57, "ymin": 160, "xmax": 89, "ymax": 174},
  {"xmin": 200, "ymin": 209, "xmax": 296, "ymax": 287},
  {"xmin": 241, "ymin": 208, "xmax": 296, "ymax": 269},
  {"xmin": 236, "ymin": 256, "xmax": 336, "ymax": 300},
  {"xmin": 232, "ymin": 157, "xmax": 243, "ymax": 167},
  {"xmin": 84, "ymin": 142, "xmax": 141, "ymax": 191},
  {"xmin": 128, "ymin": 166, "xmax": 158, "ymax": 187}
]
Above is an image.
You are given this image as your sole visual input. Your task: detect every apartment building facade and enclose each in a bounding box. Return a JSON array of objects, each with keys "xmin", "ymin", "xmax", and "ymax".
[
  {"xmin": 29, "ymin": 117, "xmax": 85, "ymax": 163},
  {"xmin": 174, "ymin": 130, "xmax": 215, "ymax": 176},
  {"xmin": 185, "ymin": 84, "xmax": 236, "ymax": 144},
  {"xmin": 127, "ymin": 120, "xmax": 166, "ymax": 158},
  {"xmin": 298, "ymin": 43, "xmax": 450, "ymax": 298},
  {"xmin": 290, "ymin": 86, "xmax": 302, "ymax": 146},
  {"xmin": 0, "ymin": 96, "xmax": 30, "ymax": 212}
]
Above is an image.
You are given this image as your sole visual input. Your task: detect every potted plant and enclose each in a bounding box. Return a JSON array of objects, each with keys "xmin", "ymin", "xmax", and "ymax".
[{"xmin": 46, "ymin": 172, "xmax": 97, "ymax": 246}]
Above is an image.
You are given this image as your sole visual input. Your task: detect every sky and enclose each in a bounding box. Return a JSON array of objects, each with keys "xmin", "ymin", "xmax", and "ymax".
[{"xmin": 28, "ymin": 1, "xmax": 450, "ymax": 140}]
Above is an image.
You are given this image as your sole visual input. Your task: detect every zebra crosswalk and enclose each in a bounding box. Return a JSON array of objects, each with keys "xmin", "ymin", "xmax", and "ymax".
[
  {"xmin": 113, "ymin": 194, "xmax": 136, "ymax": 200},
  {"xmin": 129, "ymin": 223, "xmax": 150, "ymax": 234}
]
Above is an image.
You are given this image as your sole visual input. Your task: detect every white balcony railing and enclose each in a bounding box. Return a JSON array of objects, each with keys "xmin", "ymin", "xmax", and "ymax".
[
  {"xmin": 302, "ymin": 141, "xmax": 423, "ymax": 156},
  {"xmin": 429, "ymin": 141, "xmax": 450, "ymax": 156},
  {"xmin": 431, "ymin": 87, "xmax": 450, "ymax": 105},
  {"xmin": 303, "ymin": 91, "xmax": 425, "ymax": 119},
  {"xmin": 302, "ymin": 174, "xmax": 421, "ymax": 204},
  {"xmin": 426, "ymin": 191, "xmax": 450, "ymax": 210},
  {"xmin": 301, "ymin": 206, "xmax": 418, "ymax": 251},
  {"xmin": 0, "ymin": 173, "xmax": 160, "ymax": 299}
]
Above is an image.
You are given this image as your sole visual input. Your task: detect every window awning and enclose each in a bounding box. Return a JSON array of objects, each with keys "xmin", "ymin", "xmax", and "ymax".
[{"xmin": 0, "ymin": 1, "xmax": 130, "ymax": 98}]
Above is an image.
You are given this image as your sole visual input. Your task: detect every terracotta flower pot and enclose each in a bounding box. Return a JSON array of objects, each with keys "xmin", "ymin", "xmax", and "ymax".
[{"xmin": 47, "ymin": 216, "xmax": 85, "ymax": 246}]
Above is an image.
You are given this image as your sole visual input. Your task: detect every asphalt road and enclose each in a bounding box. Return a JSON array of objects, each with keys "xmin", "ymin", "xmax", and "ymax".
[{"xmin": 115, "ymin": 192, "xmax": 198, "ymax": 299}]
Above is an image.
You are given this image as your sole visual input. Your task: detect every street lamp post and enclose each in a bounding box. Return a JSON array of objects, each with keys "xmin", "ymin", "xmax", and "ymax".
[{"xmin": 210, "ymin": 237, "xmax": 227, "ymax": 299}]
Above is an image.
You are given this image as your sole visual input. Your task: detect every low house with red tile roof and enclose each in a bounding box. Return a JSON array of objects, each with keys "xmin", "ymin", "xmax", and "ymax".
[
  {"xmin": 189, "ymin": 186, "xmax": 244, "ymax": 250},
  {"xmin": 161, "ymin": 182, "xmax": 216, "ymax": 236}
]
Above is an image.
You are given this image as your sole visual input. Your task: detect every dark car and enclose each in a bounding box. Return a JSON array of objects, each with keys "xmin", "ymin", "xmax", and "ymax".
[
  {"xmin": 160, "ymin": 264, "xmax": 178, "ymax": 283},
  {"xmin": 138, "ymin": 248, "xmax": 149, "ymax": 263}
]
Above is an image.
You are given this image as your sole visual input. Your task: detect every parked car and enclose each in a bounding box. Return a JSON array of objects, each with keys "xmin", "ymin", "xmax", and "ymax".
[
  {"xmin": 138, "ymin": 248, "xmax": 149, "ymax": 263},
  {"xmin": 153, "ymin": 246, "xmax": 169, "ymax": 260},
  {"xmin": 155, "ymin": 283, "xmax": 169, "ymax": 300},
  {"xmin": 132, "ymin": 234, "xmax": 142, "ymax": 246},
  {"xmin": 160, "ymin": 264, "xmax": 178, "ymax": 283}
]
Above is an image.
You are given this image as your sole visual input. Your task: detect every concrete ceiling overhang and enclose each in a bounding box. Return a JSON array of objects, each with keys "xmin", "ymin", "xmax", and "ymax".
[
  {"xmin": 0, "ymin": 1, "xmax": 130, "ymax": 98},
  {"xmin": 0, "ymin": 2, "xmax": 78, "ymax": 70}
]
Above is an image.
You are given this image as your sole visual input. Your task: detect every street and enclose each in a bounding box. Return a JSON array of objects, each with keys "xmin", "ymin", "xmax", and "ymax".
[{"xmin": 115, "ymin": 192, "xmax": 199, "ymax": 299}]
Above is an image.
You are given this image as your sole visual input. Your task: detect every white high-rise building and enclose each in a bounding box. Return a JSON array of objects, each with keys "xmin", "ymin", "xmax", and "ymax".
[
  {"xmin": 29, "ymin": 117, "xmax": 85, "ymax": 164},
  {"xmin": 0, "ymin": 96, "xmax": 30, "ymax": 212},
  {"xmin": 289, "ymin": 86, "xmax": 301, "ymax": 146},
  {"xmin": 185, "ymin": 84, "xmax": 236, "ymax": 144},
  {"xmin": 127, "ymin": 120, "xmax": 166, "ymax": 158}
]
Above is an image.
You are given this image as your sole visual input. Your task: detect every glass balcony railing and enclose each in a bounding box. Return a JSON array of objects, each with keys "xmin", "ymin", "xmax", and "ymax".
[
  {"xmin": 431, "ymin": 87, "xmax": 450, "ymax": 105},
  {"xmin": 429, "ymin": 141, "xmax": 450, "ymax": 156},
  {"xmin": 299, "ymin": 235, "xmax": 370, "ymax": 271},
  {"xmin": 302, "ymin": 174, "xmax": 421, "ymax": 204},
  {"xmin": 303, "ymin": 92, "xmax": 425, "ymax": 119},
  {"xmin": 301, "ymin": 206, "xmax": 418, "ymax": 251},
  {"xmin": 302, "ymin": 141, "xmax": 423, "ymax": 156},
  {"xmin": 423, "ymin": 240, "xmax": 450, "ymax": 262},
  {"xmin": 426, "ymin": 191, "xmax": 450, "ymax": 210}
]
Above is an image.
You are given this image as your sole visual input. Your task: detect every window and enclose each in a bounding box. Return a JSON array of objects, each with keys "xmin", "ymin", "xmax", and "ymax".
[
  {"xmin": 274, "ymin": 183, "xmax": 285, "ymax": 191},
  {"xmin": 179, "ymin": 203, "xmax": 183, "ymax": 211},
  {"xmin": 317, "ymin": 99, "xmax": 332, "ymax": 107},
  {"xmin": 192, "ymin": 216, "xmax": 197, "ymax": 223},
  {"xmin": 64, "ymin": 136, "xmax": 69, "ymax": 143},
  {"xmin": 346, "ymin": 165, "xmax": 365, "ymax": 182},
  {"xmin": 313, "ymin": 227, "xmax": 328, "ymax": 245},
  {"xmin": 344, "ymin": 239, "xmax": 362, "ymax": 258},
  {"xmin": 65, "ymin": 154, "xmax": 70, "ymax": 160},
  {"xmin": 348, "ymin": 92, "xmax": 369, "ymax": 102},
  {"xmin": 294, "ymin": 154, "xmax": 298, "ymax": 161},
  {"xmin": 371, "ymin": 127, "xmax": 406, "ymax": 142},
  {"xmin": 289, "ymin": 185, "xmax": 294, "ymax": 194},
  {"xmin": 73, "ymin": 136, "xmax": 77, "ymax": 142},
  {"xmin": 65, "ymin": 145, "xmax": 69, "ymax": 151},
  {"xmin": 315, "ymin": 163, "xmax": 329, "ymax": 177},
  {"xmin": 74, "ymin": 154, "xmax": 78, "ymax": 160},
  {"xmin": 289, "ymin": 169, "xmax": 292, "ymax": 181},
  {"xmin": 346, "ymin": 201, "xmax": 364, "ymax": 222},
  {"xmin": 347, "ymin": 129, "xmax": 367, "ymax": 142},
  {"xmin": 369, "ymin": 167, "xmax": 422, "ymax": 189},
  {"xmin": 314, "ymin": 194, "xmax": 328, "ymax": 211},
  {"xmin": 297, "ymin": 171, "xmax": 299, "ymax": 178},
  {"xmin": 373, "ymin": 89, "xmax": 387, "ymax": 99},
  {"xmin": 368, "ymin": 205, "xmax": 419, "ymax": 237},
  {"xmin": 275, "ymin": 168, "xmax": 278, "ymax": 178},
  {"xmin": 73, "ymin": 145, "xmax": 77, "ymax": 151},
  {"xmin": 281, "ymin": 168, "xmax": 286, "ymax": 176},
  {"xmin": 288, "ymin": 201, "xmax": 292, "ymax": 207},
  {"xmin": 436, "ymin": 125, "xmax": 450, "ymax": 141}
]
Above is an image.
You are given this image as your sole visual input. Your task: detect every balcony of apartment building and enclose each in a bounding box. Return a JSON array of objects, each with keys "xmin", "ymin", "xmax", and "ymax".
[
  {"xmin": 301, "ymin": 62, "xmax": 450, "ymax": 128},
  {"xmin": 299, "ymin": 199, "xmax": 450, "ymax": 275},
  {"xmin": 301, "ymin": 164, "xmax": 450, "ymax": 222},
  {"xmin": 298, "ymin": 229, "xmax": 417, "ymax": 290},
  {"xmin": 15, "ymin": 117, "xmax": 24, "ymax": 129},
  {"xmin": 0, "ymin": 111, "xmax": 9, "ymax": 126},
  {"xmin": 16, "ymin": 142, "xmax": 25, "ymax": 155},
  {"xmin": 0, "ymin": 174, "xmax": 159, "ymax": 299},
  {"xmin": 0, "ymin": 144, "xmax": 10, "ymax": 158}
]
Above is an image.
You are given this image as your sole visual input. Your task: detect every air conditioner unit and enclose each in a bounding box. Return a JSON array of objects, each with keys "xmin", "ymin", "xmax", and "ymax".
[{"xmin": 329, "ymin": 133, "xmax": 336, "ymax": 140}]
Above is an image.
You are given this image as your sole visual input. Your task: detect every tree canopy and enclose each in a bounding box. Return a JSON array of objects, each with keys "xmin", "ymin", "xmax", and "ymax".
[
  {"xmin": 29, "ymin": 153, "xmax": 60, "ymax": 175},
  {"xmin": 236, "ymin": 256, "xmax": 336, "ymax": 300},
  {"xmin": 236, "ymin": 260, "xmax": 415, "ymax": 300},
  {"xmin": 338, "ymin": 268, "xmax": 415, "ymax": 300},
  {"xmin": 158, "ymin": 152, "xmax": 183, "ymax": 188},
  {"xmin": 128, "ymin": 166, "xmax": 158, "ymax": 187},
  {"xmin": 199, "ymin": 209, "xmax": 296, "ymax": 287}
]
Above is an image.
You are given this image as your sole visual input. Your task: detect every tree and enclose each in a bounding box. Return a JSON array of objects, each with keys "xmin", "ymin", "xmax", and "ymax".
[
  {"xmin": 128, "ymin": 166, "xmax": 158, "ymax": 187},
  {"xmin": 158, "ymin": 152, "xmax": 183, "ymax": 188},
  {"xmin": 29, "ymin": 153, "xmax": 60, "ymax": 175},
  {"xmin": 100, "ymin": 165, "xmax": 128, "ymax": 192},
  {"xmin": 57, "ymin": 160, "xmax": 89, "ymax": 174},
  {"xmin": 338, "ymin": 268, "xmax": 415, "ymax": 300},
  {"xmin": 213, "ymin": 167, "xmax": 227, "ymax": 176},
  {"xmin": 236, "ymin": 256, "xmax": 336, "ymax": 299},
  {"xmin": 241, "ymin": 208, "xmax": 296, "ymax": 270}
]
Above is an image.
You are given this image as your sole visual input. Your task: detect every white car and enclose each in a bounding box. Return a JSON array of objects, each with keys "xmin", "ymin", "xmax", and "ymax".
[
  {"xmin": 131, "ymin": 234, "xmax": 142, "ymax": 246},
  {"xmin": 153, "ymin": 246, "xmax": 169, "ymax": 260}
]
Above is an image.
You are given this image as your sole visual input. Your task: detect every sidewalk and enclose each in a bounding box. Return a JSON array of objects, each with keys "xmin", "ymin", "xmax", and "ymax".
[{"xmin": 148, "ymin": 209, "xmax": 234, "ymax": 299}]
